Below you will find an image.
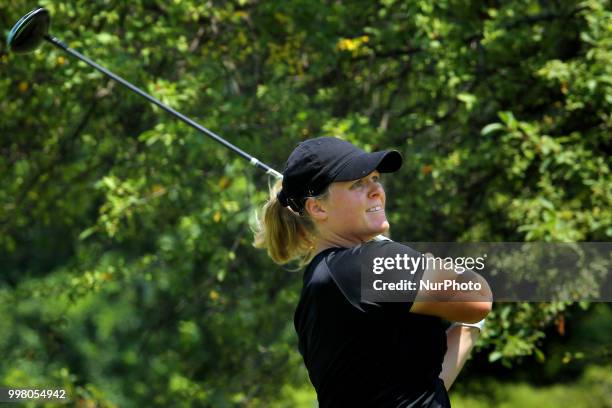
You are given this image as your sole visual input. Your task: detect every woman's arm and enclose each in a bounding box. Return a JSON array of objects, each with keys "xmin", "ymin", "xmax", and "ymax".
[
  {"xmin": 439, "ymin": 324, "xmax": 480, "ymax": 391},
  {"xmin": 410, "ymin": 252, "xmax": 493, "ymax": 323}
]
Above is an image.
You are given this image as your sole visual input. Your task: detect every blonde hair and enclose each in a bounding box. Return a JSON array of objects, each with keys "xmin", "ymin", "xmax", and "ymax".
[{"xmin": 253, "ymin": 179, "xmax": 327, "ymax": 267}]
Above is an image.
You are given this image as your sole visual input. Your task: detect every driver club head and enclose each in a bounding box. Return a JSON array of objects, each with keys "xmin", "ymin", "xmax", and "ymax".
[{"xmin": 7, "ymin": 7, "xmax": 50, "ymax": 53}]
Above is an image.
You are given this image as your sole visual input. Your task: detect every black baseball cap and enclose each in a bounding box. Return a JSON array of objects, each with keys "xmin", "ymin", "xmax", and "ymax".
[{"xmin": 277, "ymin": 137, "xmax": 402, "ymax": 212}]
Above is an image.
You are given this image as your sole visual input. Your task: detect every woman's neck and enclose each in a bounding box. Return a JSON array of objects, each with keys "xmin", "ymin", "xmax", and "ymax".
[{"xmin": 313, "ymin": 233, "xmax": 371, "ymax": 256}]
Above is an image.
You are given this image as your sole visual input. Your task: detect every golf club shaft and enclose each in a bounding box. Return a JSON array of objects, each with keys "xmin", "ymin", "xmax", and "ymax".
[{"xmin": 43, "ymin": 34, "xmax": 283, "ymax": 180}]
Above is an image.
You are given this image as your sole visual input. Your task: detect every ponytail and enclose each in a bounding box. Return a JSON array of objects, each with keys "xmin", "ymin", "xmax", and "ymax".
[{"xmin": 253, "ymin": 179, "xmax": 319, "ymax": 267}]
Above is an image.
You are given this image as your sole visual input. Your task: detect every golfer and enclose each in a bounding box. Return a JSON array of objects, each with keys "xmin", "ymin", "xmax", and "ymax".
[{"xmin": 255, "ymin": 137, "xmax": 492, "ymax": 407}]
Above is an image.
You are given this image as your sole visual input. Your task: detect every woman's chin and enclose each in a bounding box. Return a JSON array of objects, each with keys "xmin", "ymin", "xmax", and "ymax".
[
  {"xmin": 380, "ymin": 221, "xmax": 390, "ymax": 233},
  {"xmin": 371, "ymin": 220, "xmax": 390, "ymax": 235}
]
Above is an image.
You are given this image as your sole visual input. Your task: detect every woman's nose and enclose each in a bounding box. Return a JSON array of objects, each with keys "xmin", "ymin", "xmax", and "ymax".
[{"xmin": 368, "ymin": 181, "xmax": 383, "ymax": 198}]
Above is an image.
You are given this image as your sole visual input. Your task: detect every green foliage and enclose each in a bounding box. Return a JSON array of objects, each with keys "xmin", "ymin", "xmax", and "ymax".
[
  {"xmin": 450, "ymin": 364, "xmax": 612, "ymax": 408},
  {"xmin": 0, "ymin": 0, "xmax": 610, "ymax": 406}
]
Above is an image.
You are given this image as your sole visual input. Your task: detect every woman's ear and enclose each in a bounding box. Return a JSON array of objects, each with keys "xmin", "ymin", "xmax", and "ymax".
[{"xmin": 304, "ymin": 197, "xmax": 328, "ymax": 221}]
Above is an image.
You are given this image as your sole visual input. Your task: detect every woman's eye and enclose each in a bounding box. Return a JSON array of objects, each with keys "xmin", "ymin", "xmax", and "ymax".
[{"xmin": 351, "ymin": 175, "xmax": 382, "ymax": 189}]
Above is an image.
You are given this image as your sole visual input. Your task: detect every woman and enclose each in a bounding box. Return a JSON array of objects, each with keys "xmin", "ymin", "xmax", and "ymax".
[{"xmin": 255, "ymin": 137, "xmax": 492, "ymax": 407}]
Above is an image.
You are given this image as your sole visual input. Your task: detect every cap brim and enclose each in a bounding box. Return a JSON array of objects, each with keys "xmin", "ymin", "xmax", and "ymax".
[{"xmin": 334, "ymin": 150, "xmax": 402, "ymax": 182}]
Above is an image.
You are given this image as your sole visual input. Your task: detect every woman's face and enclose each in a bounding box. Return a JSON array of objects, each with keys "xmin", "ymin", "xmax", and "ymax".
[{"xmin": 314, "ymin": 170, "xmax": 389, "ymax": 243}]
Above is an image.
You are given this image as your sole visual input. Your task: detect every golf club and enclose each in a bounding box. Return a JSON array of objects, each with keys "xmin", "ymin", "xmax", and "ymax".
[
  {"xmin": 8, "ymin": 7, "xmax": 391, "ymax": 243},
  {"xmin": 7, "ymin": 7, "xmax": 283, "ymax": 179}
]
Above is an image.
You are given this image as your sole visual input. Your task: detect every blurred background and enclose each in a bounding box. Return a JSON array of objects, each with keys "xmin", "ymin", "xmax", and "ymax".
[{"xmin": 0, "ymin": 0, "xmax": 610, "ymax": 406}]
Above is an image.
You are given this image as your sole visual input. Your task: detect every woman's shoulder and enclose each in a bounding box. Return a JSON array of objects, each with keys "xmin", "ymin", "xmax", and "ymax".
[
  {"xmin": 308, "ymin": 241, "xmax": 422, "ymax": 282},
  {"xmin": 319, "ymin": 240, "xmax": 420, "ymax": 276}
]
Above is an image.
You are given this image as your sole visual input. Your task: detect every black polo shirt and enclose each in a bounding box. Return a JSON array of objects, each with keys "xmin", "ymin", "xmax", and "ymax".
[{"xmin": 294, "ymin": 240, "xmax": 450, "ymax": 407}]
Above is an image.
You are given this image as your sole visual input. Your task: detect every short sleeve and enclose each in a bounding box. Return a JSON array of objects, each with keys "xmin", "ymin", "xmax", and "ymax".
[{"xmin": 326, "ymin": 241, "xmax": 425, "ymax": 316}]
